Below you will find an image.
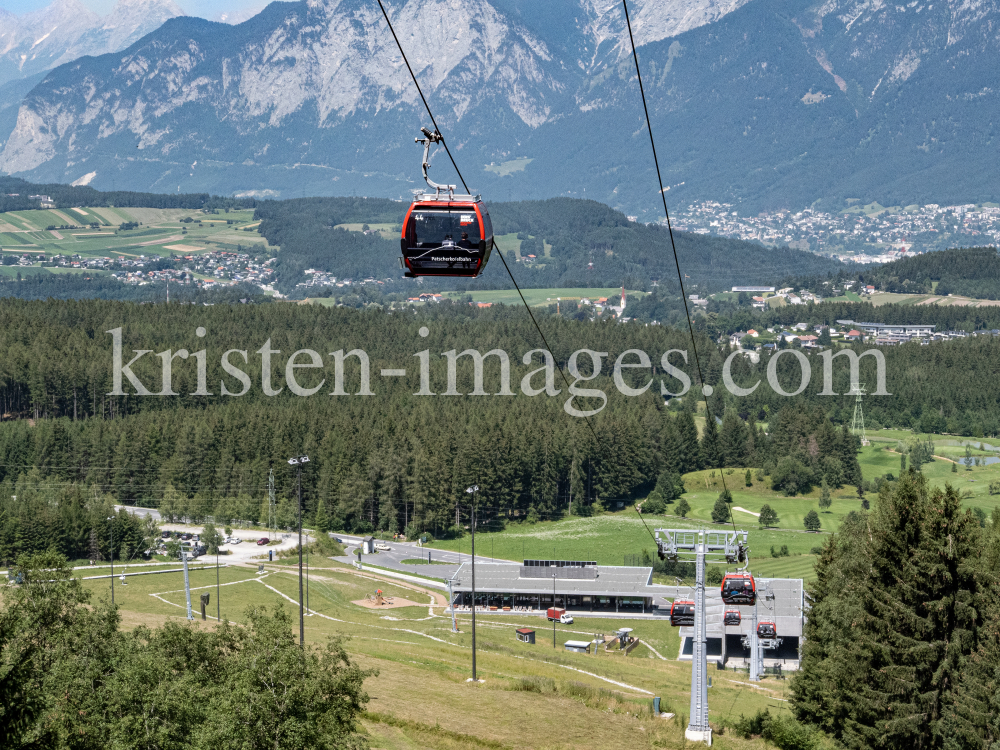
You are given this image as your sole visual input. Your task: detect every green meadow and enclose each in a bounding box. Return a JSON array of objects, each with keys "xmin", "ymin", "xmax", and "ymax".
[
  {"xmin": 426, "ymin": 433, "xmax": 1000, "ymax": 584},
  {"xmin": 78, "ymin": 558, "xmax": 793, "ymax": 749},
  {"xmin": 0, "ymin": 207, "xmax": 266, "ymax": 260}
]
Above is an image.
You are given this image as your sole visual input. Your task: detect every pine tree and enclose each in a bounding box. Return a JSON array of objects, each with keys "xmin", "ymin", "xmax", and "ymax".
[
  {"xmin": 819, "ymin": 478, "xmax": 832, "ymax": 510},
  {"xmin": 700, "ymin": 414, "xmax": 722, "ymax": 471},
  {"xmin": 313, "ymin": 496, "xmax": 331, "ymax": 534},
  {"xmin": 711, "ymin": 494, "xmax": 731, "ymax": 524},
  {"xmin": 951, "ymin": 460, "xmax": 958, "ymax": 473},
  {"xmin": 676, "ymin": 412, "xmax": 701, "ymax": 473},
  {"xmin": 745, "ymin": 468, "xmax": 752, "ymax": 487},
  {"xmin": 719, "ymin": 409, "xmax": 748, "ymax": 467},
  {"xmin": 792, "ymin": 474, "xmax": 990, "ymax": 746},
  {"xmin": 900, "ymin": 452, "xmax": 907, "ymax": 475},
  {"xmin": 676, "ymin": 498, "xmax": 690, "ymax": 517}
]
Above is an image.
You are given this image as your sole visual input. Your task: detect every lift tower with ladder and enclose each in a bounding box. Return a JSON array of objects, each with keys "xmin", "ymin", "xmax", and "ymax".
[
  {"xmin": 849, "ymin": 383, "xmax": 870, "ymax": 446},
  {"xmin": 655, "ymin": 528, "xmax": 749, "ymax": 746}
]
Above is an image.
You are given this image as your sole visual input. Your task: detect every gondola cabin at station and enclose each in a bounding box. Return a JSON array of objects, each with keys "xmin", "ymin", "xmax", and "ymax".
[
  {"xmin": 400, "ymin": 127, "xmax": 494, "ymax": 278},
  {"xmin": 723, "ymin": 610, "xmax": 742, "ymax": 627},
  {"xmin": 757, "ymin": 621, "xmax": 777, "ymax": 639},
  {"xmin": 670, "ymin": 599, "xmax": 695, "ymax": 627},
  {"xmin": 720, "ymin": 572, "xmax": 757, "ymax": 605}
]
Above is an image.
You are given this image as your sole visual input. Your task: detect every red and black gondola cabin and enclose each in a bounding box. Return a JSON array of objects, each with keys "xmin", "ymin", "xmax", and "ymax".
[
  {"xmin": 723, "ymin": 610, "xmax": 742, "ymax": 627},
  {"xmin": 401, "ymin": 197, "xmax": 493, "ymax": 278},
  {"xmin": 720, "ymin": 572, "xmax": 756, "ymax": 606},
  {"xmin": 757, "ymin": 622, "xmax": 777, "ymax": 639},
  {"xmin": 669, "ymin": 599, "xmax": 695, "ymax": 627}
]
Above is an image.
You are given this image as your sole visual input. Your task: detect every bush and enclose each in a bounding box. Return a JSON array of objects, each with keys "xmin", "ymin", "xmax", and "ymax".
[
  {"xmin": 771, "ymin": 457, "xmax": 814, "ymax": 496},
  {"xmin": 511, "ymin": 676, "xmax": 555, "ymax": 693},
  {"xmin": 643, "ymin": 496, "xmax": 667, "ymax": 515},
  {"xmin": 731, "ymin": 709, "xmax": 817, "ymax": 749},
  {"xmin": 653, "ymin": 471, "xmax": 685, "ymax": 502},
  {"xmin": 676, "ymin": 499, "xmax": 691, "ymax": 517},
  {"xmin": 989, "ymin": 479, "xmax": 1000, "ymax": 495},
  {"xmin": 706, "ymin": 568, "xmax": 723, "ymax": 585}
]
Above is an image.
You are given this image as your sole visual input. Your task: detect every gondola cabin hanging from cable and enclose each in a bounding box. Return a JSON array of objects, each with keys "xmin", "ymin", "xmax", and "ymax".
[
  {"xmin": 400, "ymin": 127, "xmax": 494, "ymax": 278},
  {"xmin": 723, "ymin": 610, "xmax": 741, "ymax": 627},
  {"xmin": 757, "ymin": 621, "xmax": 777, "ymax": 639},
  {"xmin": 720, "ymin": 572, "xmax": 756, "ymax": 606},
  {"xmin": 669, "ymin": 599, "xmax": 695, "ymax": 627}
]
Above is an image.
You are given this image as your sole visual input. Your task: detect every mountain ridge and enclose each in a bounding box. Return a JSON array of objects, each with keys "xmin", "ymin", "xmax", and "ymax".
[{"xmin": 1, "ymin": 0, "xmax": 999, "ymax": 216}]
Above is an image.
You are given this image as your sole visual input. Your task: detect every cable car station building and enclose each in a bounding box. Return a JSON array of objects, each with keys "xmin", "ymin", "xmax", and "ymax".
[
  {"xmin": 450, "ymin": 559, "xmax": 666, "ymax": 614},
  {"xmin": 449, "ymin": 560, "xmax": 805, "ymax": 668}
]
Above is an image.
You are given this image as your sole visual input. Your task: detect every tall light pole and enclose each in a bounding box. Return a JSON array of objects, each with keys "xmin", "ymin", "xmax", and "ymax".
[
  {"xmin": 107, "ymin": 515, "xmax": 115, "ymax": 605},
  {"xmin": 288, "ymin": 455, "xmax": 310, "ymax": 647},
  {"xmin": 466, "ymin": 485, "xmax": 479, "ymax": 681},
  {"xmin": 552, "ymin": 572, "xmax": 557, "ymax": 649}
]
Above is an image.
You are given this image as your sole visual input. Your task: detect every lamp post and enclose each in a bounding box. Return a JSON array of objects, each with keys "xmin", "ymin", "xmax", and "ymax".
[
  {"xmin": 466, "ymin": 484, "xmax": 479, "ymax": 681},
  {"xmin": 107, "ymin": 515, "xmax": 115, "ymax": 605},
  {"xmin": 287, "ymin": 455, "xmax": 310, "ymax": 647},
  {"xmin": 552, "ymin": 573, "xmax": 557, "ymax": 649}
]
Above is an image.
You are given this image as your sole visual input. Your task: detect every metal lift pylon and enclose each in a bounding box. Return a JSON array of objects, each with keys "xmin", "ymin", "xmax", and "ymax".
[{"xmin": 655, "ymin": 528, "xmax": 750, "ymax": 746}]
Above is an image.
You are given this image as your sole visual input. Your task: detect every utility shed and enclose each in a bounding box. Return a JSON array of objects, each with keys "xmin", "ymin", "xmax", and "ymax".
[
  {"xmin": 564, "ymin": 640, "xmax": 592, "ymax": 653},
  {"xmin": 515, "ymin": 628, "xmax": 535, "ymax": 644}
]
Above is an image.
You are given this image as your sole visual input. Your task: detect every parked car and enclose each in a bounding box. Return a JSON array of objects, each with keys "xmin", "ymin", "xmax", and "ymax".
[
  {"xmin": 161, "ymin": 531, "xmax": 171, "ymax": 538},
  {"xmin": 180, "ymin": 534, "xmax": 191, "ymax": 541},
  {"xmin": 257, "ymin": 537, "xmax": 269, "ymax": 546},
  {"xmin": 374, "ymin": 542, "xmax": 391, "ymax": 551},
  {"xmin": 231, "ymin": 537, "xmax": 242, "ymax": 545}
]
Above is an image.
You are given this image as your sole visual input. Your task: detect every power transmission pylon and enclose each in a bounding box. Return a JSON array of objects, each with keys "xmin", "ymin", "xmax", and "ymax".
[{"xmin": 849, "ymin": 383, "xmax": 869, "ymax": 446}]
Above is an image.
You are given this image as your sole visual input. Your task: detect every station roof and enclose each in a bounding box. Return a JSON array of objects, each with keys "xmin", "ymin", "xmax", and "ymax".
[{"xmin": 450, "ymin": 562, "xmax": 671, "ymax": 598}]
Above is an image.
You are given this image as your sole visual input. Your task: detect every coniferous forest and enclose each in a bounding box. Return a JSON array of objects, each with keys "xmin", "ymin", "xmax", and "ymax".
[{"xmin": 5, "ymin": 292, "xmax": 998, "ymax": 568}]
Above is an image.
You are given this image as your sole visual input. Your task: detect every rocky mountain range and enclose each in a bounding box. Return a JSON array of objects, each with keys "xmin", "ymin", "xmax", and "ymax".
[
  {"xmin": 1, "ymin": 0, "xmax": 998, "ymax": 215},
  {"xmin": 0, "ymin": 0, "xmax": 185, "ymax": 87}
]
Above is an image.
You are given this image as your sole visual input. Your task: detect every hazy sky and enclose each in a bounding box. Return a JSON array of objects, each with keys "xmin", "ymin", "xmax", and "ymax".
[{"xmin": 0, "ymin": 0, "xmax": 266, "ymax": 17}]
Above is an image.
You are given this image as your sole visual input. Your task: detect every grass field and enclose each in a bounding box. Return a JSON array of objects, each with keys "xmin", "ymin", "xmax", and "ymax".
[
  {"xmin": 421, "ymin": 432, "xmax": 1000, "ymax": 585},
  {"xmin": 826, "ymin": 291, "xmax": 863, "ymax": 303},
  {"xmin": 0, "ymin": 207, "xmax": 266, "ymax": 259},
  {"xmin": 864, "ymin": 291, "xmax": 1000, "ymax": 308},
  {"xmin": 442, "ymin": 287, "xmax": 647, "ymax": 307},
  {"xmin": 485, "ymin": 157, "xmax": 533, "ymax": 176},
  {"xmin": 81, "ymin": 558, "xmax": 792, "ymax": 749}
]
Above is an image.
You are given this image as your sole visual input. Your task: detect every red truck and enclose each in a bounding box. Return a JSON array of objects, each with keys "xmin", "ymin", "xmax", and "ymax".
[{"xmin": 546, "ymin": 607, "xmax": 574, "ymax": 624}]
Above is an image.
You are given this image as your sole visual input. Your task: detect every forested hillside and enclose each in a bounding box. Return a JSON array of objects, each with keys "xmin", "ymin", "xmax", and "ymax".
[
  {"xmin": 0, "ymin": 176, "xmax": 253, "ymax": 213},
  {"xmin": 254, "ymin": 196, "xmax": 844, "ymax": 294},
  {"xmin": 857, "ymin": 246, "xmax": 1000, "ymax": 298},
  {"xmin": 2, "ymin": 296, "xmax": 1000, "ymax": 563}
]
